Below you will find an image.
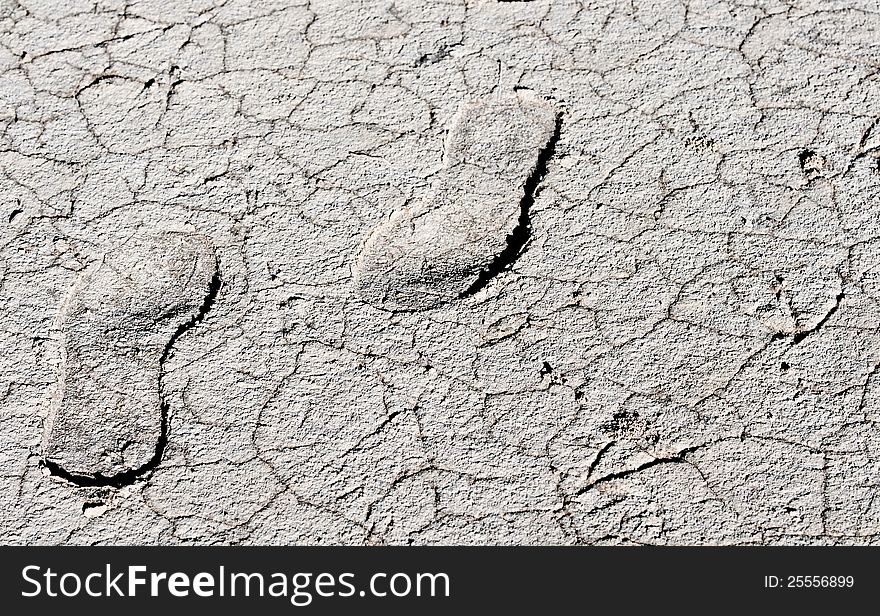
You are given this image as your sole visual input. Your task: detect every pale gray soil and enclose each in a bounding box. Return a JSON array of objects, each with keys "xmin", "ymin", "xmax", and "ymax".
[{"xmin": 1, "ymin": 0, "xmax": 879, "ymax": 545}]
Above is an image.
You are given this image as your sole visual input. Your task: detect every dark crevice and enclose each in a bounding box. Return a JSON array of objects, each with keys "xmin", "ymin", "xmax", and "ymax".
[
  {"xmin": 43, "ymin": 268, "xmax": 222, "ymax": 488},
  {"xmin": 414, "ymin": 43, "xmax": 459, "ymax": 67},
  {"xmin": 798, "ymin": 149, "xmax": 816, "ymax": 169},
  {"xmin": 586, "ymin": 441, "xmax": 615, "ymax": 481},
  {"xmin": 768, "ymin": 292, "xmax": 844, "ymax": 346},
  {"xmin": 576, "ymin": 445, "xmax": 703, "ymax": 495},
  {"xmin": 798, "ymin": 148, "xmax": 825, "ymax": 181},
  {"xmin": 81, "ymin": 500, "xmax": 105, "ymax": 514},
  {"xmin": 792, "ymin": 292, "xmax": 843, "ymax": 345},
  {"xmin": 459, "ymin": 111, "xmax": 562, "ymax": 299}
]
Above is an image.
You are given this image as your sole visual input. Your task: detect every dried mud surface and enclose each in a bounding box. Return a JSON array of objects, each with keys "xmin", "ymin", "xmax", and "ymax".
[{"xmin": 2, "ymin": 0, "xmax": 880, "ymax": 545}]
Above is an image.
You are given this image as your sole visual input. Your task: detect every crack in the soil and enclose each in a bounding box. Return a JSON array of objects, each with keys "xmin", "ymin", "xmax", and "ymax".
[{"xmin": 792, "ymin": 292, "xmax": 844, "ymax": 345}]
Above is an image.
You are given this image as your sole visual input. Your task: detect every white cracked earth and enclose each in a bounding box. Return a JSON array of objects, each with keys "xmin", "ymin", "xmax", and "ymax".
[{"xmin": 1, "ymin": 0, "xmax": 880, "ymax": 545}]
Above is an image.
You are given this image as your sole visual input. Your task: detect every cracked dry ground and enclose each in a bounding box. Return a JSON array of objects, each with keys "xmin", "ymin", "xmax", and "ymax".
[{"xmin": 2, "ymin": 0, "xmax": 880, "ymax": 546}]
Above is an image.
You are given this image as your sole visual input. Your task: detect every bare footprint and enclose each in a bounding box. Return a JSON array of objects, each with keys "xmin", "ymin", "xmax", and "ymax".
[
  {"xmin": 44, "ymin": 231, "xmax": 219, "ymax": 484},
  {"xmin": 354, "ymin": 90, "xmax": 560, "ymax": 310}
]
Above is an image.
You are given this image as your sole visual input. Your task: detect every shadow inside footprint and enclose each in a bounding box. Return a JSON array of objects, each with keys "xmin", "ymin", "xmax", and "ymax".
[
  {"xmin": 354, "ymin": 90, "xmax": 561, "ymax": 311},
  {"xmin": 43, "ymin": 231, "xmax": 220, "ymax": 486}
]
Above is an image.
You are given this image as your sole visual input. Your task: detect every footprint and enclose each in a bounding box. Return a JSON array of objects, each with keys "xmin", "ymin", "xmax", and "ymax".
[
  {"xmin": 44, "ymin": 231, "xmax": 219, "ymax": 484},
  {"xmin": 354, "ymin": 90, "xmax": 560, "ymax": 311}
]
